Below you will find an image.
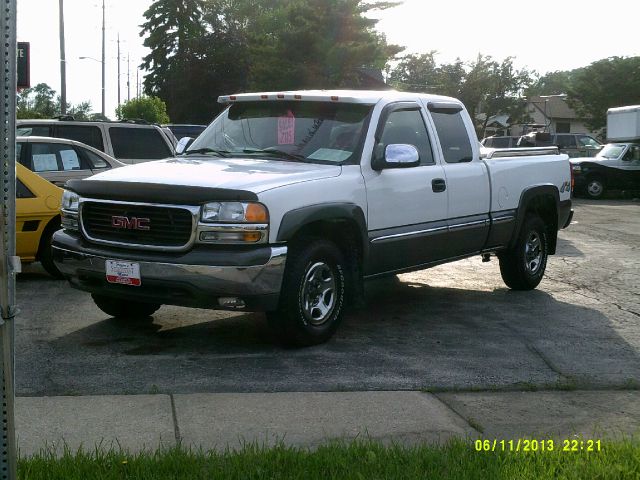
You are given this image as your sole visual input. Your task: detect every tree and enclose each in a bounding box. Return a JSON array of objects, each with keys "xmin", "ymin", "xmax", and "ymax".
[
  {"xmin": 389, "ymin": 52, "xmax": 464, "ymax": 98},
  {"xmin": 140, "ymin": 0, "xmax": 402, "ymax": 122},
  {"xmin": 527, "ymin": 70, "xmax": 572, "ymax": 96},
  {"xmin": 567, "ymin": 56, "xmax": 640, "ymax": 133},
  {"xmin": 115, "ymin": 96, "xmax": 170, "ymax": 124},
  {"xmin": 17, "ymin": 83, "xmax": 96, "ymax": 120}
]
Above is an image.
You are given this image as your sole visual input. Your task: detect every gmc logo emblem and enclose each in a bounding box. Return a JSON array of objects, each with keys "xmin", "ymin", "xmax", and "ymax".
[{"xmin": 111, "ymin": 216, "xmax": 151, "ymax": 231}]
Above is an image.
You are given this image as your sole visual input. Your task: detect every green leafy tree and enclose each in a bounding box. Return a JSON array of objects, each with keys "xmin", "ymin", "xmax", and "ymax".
[
  {"xmin": 115, "ymin": 96, "xmax": 170, "ymax": 124},
  {"xmin": 527, "ymin": 70, "xmax": 573, "ymax": 96},
  {"xmin": 17, "ymin": 83, "xmax": 96, "ymax": 120},
  {"xmin": 567, "ymin": 56, "xmax": 640, "ymax": 133},
  {"xmin": 140, "ymin": 0, "xmax": 402, "ymax": 122},
  {"xmin": 389, "ymin": 52, "xmax": 464, "ymax": 97}
]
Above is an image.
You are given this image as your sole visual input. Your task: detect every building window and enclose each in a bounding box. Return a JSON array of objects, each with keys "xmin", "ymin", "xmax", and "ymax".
[{"xmin": 556, "ymin": 122, "xmax": 571, "ymax": 133}]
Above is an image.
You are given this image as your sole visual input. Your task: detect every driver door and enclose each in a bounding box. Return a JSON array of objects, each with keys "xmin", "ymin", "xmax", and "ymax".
[{"xmin": 363, "ymin": 102, "xmax": 448, "ymax": 275}]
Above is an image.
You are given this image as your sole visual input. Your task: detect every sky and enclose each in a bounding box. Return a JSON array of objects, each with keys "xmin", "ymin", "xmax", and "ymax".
[{"xmin": 17, "ymin": 0, "xmax": 640, "ymax": 120}]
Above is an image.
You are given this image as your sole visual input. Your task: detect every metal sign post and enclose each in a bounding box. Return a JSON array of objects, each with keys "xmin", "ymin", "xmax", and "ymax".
[{"xmin": 0, "ymin": 0, "xmax": 19, "ymax": 478}]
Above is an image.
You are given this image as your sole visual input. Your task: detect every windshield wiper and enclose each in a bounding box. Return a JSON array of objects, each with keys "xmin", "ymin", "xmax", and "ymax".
[
  {"xmin": 241, "ymin": 148, "xmax": 307, "ymax": 162},
  {"xmin": 183, "ymin": 147, "xmax": 231, "ymax": 157}
]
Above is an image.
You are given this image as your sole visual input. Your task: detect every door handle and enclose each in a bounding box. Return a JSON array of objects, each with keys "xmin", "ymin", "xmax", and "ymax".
[{"xmin": 432, "ymin": 178, "xmax": 446, "ymax": 193}]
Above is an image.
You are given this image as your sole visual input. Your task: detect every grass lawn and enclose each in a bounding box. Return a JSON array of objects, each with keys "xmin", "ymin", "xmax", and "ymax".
[{"xmin": 19, "ymin": 438, "xmax": 640, "ymax": 480}]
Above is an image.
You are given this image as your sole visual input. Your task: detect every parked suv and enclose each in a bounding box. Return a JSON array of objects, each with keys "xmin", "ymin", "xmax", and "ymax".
[
  {"xmin": 517, "ymin": 132, "xmax": 602, "ymax": 157},
  {"xmin": 17, "ymin": 119, "xmax": 175, "ymax": 164}
]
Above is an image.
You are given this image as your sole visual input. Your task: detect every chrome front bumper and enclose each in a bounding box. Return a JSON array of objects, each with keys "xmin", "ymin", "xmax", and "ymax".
[{"xmin": 52, "ymin": 231, "xmax": 287, "ymax": 311}]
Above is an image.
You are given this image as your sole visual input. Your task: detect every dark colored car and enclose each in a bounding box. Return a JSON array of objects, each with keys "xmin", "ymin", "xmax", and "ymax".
[{"xmin": 165, "ymin": 124, "xmax": 207, "ymax": 140}]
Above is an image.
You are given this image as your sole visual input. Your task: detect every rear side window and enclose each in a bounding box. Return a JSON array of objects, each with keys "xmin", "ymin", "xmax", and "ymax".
[
  {"xmin": 430, "ymin": 110, "xmax": 473, "ymax": 163},
  {"xmin": 16, "ymin": 180, "xmax": 35, "ymax": 199},
  {"xmin": 108, "ymin": 127, "xmax": 172, "ymax": 160},
  {"xmin": 555, "ymin": 135, "xmax": 576, "ymax": 149},
  {"xmin": 81, "ymin": 148, "xmax": 109, "ymax": 169},
  {"xmin": 17, "ymin": 125, "xmax": 50, "ymax": 136},
  {"xmin": 486, "ymin": 137, "xmax": 511, "ymax": 148},
  {"xmin": 55, "ymin": 125, "xmax": 104, "ymax": 151}
]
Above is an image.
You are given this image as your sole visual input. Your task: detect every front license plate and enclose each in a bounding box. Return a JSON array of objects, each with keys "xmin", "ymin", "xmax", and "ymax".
[{"xmin": 105, "ymin": 260, "xmax": 141, "ymax": 286}]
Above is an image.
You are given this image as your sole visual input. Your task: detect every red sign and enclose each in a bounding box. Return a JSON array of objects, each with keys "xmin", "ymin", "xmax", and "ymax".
[{"xmin": 277, "ymin": 110, "xmax": 296, "ymax": 145}]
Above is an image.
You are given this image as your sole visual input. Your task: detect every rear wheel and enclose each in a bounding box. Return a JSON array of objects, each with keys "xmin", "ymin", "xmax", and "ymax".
[
  {"xmin": 585, "ymin": 176, "xmax": 605, "ymax": 199},
  {"xmin": 91, "ymin": 294, "xmax": 161, "ymax": 319},
  {"xmin": 267, "ymin": 238, "xmax": 346, "ymax": 347},
  {"xmin": 498, "ymin": 215, "xmax": 548, "ymax": 290}
]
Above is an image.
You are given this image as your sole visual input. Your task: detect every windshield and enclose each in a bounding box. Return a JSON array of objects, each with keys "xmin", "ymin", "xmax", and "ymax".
[
  {"xmin": 186, "ymin": 101, "xmax": 372, "ymax": 164},
  {"xmin": 596, "ymin": 143, "xmax": 626, "ymax": 159}
]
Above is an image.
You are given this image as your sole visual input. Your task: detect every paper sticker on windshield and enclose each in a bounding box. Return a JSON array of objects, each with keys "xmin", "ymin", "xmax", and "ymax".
[{"xmin": 278, "ymin": 110, "xmax": 296, "ymax": 145}]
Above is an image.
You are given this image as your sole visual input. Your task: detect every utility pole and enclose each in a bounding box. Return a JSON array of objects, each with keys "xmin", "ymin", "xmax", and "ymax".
[
  {"xmin": 136, "ymin": 68, "xmax": 139, "ymax": 98},
  {"xmin": 101, "ymin": 0, "xmax": 105, "ymax": 117},
  {"xmin": 127, "ymin": 53, "xmax": 130, "ymax": 101},
  {"xmin": 58, "ymin": 0, "xmax": 66, "ymax": 115},
  {"xmin": 117, "ymin": 33, "xmax": 120, "ymax": 107}
]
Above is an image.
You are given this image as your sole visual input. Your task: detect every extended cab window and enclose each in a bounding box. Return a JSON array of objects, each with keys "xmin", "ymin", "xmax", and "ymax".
[
  {"xmin": 55, "ymin": 125, "xmax": 104, "ymax": 151},
  {"xmin": 378, "ymin": 108, "xmax": 434, "ymax": 165},
  {"xmin": 430, "ymin": 109, "xmax": 473, "ymax": 163},
  {"xmin": 109, "ymin": 127, "xmax": 172, "ymax": 160},
  {"xmin": 188, "ymin": 101, "xmax": 372, "ymax": 164}
]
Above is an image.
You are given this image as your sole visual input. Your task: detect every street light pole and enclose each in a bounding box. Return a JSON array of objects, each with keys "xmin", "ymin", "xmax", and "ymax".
[
  {"xmin": 59, "ymin": 0, "xmax": 66, "ymax": 115},
  {"xmin": 127, "ymin": 53, "xmax": 130, "ymax": 101},
  {"xmin": 101, "ymin": 0, "xmax": 105, "ymax": 117},
  {"xmin": 117, "ymin": 33, "xmax": 120, "ymax": 107}
]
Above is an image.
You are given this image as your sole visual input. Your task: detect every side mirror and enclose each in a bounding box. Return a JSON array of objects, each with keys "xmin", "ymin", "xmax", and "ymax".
[
  {"xmin": 371, "ymin": 144, "xmax": 420, "ymax": 171},
  {"xmin": 176, "ymin": 137, "xmax": 194, "ymax": 155}
]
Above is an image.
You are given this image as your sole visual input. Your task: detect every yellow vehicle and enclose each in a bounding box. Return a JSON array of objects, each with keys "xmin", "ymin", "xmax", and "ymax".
[{"xmin": 16, "ymin": 163, "xmax": 63, "ymax": 277}]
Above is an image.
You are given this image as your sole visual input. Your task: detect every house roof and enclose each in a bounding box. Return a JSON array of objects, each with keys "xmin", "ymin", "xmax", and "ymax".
[{"xmin": 529, "ymin": 95, "xmax": 577, "ymax": 119}]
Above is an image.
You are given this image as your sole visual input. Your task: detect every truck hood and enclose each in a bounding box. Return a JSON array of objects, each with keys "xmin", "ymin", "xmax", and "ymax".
[{"xmin": 87, "ymin": 156, "xmax": 341, "ymax": 193}]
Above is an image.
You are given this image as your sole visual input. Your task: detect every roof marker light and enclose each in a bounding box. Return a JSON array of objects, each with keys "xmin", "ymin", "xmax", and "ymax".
[
  {"xmin": 331, "ymin": 96, "xmax": 339, "ymax": 101},
  {"xmin": 229, "ymin": 95, "xmax": 237, "ymax": 101},
  {"xmin": 277, "ymin": 93, "xmax": 285, "ymax": 99},
  {"xmin": 294, "ymin": 94, "xmax": 302, "ymax": 100},
  {"xmin": 261, "ymin": 95, "xmax": 268, "ymax": 99}
]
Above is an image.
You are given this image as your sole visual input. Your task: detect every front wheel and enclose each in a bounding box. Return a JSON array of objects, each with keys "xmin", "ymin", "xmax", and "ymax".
[
  {"xmin": 498, "ymin": 215, "xmax": 548, "ymax": 290},
  {"xmin": 38, "ymin": 226, "xmax": 64, "ymax": 279},
  {"xmin": 91, "ymin": 294, "xmax": 161, "ymax": 319},
  {"xmin": 267, "ymin": 238, "xmax": 346, "ymax": 347}
]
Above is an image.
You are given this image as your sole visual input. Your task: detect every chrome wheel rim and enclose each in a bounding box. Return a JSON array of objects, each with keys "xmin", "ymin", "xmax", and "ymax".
[
  {"xmin": 524, "ymin": 232, "xmax": 542, "ymax": 275},
  {"xmin": 587, "ymin": 180, "xmax": 603, "ymax": 197},
  {"xmin": 301, "ymin": 262, "xmax": 337, "ymax": 326}
]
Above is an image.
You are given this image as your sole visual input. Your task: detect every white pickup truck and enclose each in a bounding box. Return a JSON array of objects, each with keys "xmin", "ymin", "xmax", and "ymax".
[{"xmin": 52, "ymin": 90, "xmax": 573, "ymax": 346}]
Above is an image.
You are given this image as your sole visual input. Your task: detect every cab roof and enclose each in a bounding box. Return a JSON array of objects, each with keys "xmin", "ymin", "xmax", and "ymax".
[{"xmin": 217, "ymin": 89, "xmax": 459, "ymax": 106}]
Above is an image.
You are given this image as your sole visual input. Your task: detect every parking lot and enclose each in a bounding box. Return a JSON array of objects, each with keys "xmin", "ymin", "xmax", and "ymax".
[{"xmin": 15, "ymin": 198, "xmax": 640, "ymax": 397}]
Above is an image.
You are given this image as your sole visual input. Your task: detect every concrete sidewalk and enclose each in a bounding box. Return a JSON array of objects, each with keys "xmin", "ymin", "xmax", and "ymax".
[{"xmin": 15, "ymin": 390, "xmax": 640, "ymax": 456}]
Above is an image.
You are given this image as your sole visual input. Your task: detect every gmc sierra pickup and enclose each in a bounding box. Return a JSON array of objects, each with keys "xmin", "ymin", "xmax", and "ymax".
[{"xmin": 52, "ymin": 90, "xmax": 573, "ymax": 346}]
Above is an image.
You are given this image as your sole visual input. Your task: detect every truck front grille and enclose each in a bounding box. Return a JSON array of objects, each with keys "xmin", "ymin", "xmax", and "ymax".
[{"xmin": 81, "ymin": 201, "xmax": 194, "ymax": 248}]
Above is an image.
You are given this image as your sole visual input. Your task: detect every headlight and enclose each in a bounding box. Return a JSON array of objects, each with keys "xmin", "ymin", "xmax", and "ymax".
[
  {"xmin": 61, "ymin": 190, "xmax": 80, "ymax": 211},
  {"xmin": 200, "ymin": 202, "xmax": 268, "ymax": 223}
]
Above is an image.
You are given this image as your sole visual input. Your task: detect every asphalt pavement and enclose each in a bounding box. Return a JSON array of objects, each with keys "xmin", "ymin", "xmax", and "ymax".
[{"xmin": 13, "ymin": 198, "xmax": 640, "ymax": 455}]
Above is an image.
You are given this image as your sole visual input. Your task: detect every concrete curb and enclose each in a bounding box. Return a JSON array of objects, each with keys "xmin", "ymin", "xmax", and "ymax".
[{"xmin": 15, "ymin": 390, "xmax": 640, "ymax": 457}]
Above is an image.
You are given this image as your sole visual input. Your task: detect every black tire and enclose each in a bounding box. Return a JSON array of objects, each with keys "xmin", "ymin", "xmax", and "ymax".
[
  {"xmin": 498, "ymin": 215, "xmax": 548, "ymax": 291},
  {"xmin": 91, "ymin": 294, "xmax": 161, "ymax": 319},
  {"xmin": 585, "ymin": 176, "xmax": 605, "ymax": 199},
  {"xmin": 267, "ymin": 238, "xmax": 346, "ymax": 347},
  {"xmin": 38, "ymin": 225, "xmax": 64, "ymax": 279}
]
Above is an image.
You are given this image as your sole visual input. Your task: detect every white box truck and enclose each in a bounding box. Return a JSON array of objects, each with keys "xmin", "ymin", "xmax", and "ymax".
[{"xmin": 571, "ymin": 105, "xmax": 640, "ymax": 198}]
